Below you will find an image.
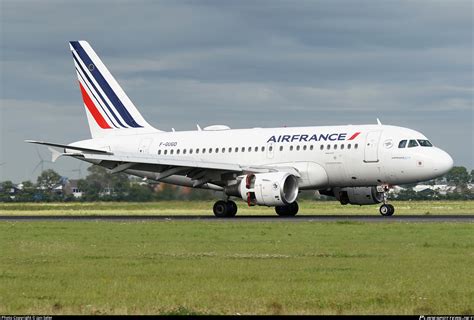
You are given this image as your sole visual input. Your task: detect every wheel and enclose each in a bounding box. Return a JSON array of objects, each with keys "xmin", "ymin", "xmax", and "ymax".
[
  {"xmin": 275, "ymin": 201, "xmax": 299, "ymax": 217},
  {"xmin": 289, "ymin": 201, "xmax": 299, "ymax": 216},
  {"xmin": 387, "ymin": 204, "xmax": 395, "ymax": 216},
  {"xmin": 226, "ymin": 200, "xmax": 238, "ymax": 217},
  {"xmin": 379, "ymin": 204, "xmax": 394, "ymax": 216},
  {"xmin": 213, "ymin": 200, "xmax": 228, "ymax": 217}
]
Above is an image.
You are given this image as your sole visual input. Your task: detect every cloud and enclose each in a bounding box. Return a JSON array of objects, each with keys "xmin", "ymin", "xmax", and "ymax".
[{"xmin": 0, "ymin": 0, "xmax": 472, "ymax": 182}]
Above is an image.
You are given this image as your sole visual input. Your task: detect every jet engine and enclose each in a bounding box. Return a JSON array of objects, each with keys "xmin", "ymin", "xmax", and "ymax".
[
  {"xmin": 225, "ymin": 172, "xmax": 299, "ymax": 206},
  {"xmin": 333, "ymin": 186, "xmax": 384, "ymax": 205}
]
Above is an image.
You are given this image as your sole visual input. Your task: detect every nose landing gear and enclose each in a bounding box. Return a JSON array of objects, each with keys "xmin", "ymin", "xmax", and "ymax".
[
  {"xmin": 379, "ymin": 185, "xmax": 395, "ymax": 216},
  {"xmin": 379, "ymin": 203, "xmax": 395, "ymax": 216}
]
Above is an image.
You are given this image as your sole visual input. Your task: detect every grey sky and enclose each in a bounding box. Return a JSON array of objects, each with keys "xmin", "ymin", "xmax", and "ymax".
[{"xmin": 0, "ymin": 0, "xmax": 472, "ymax": 183}]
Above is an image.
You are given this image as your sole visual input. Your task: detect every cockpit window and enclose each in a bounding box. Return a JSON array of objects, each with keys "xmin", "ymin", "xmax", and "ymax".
[
  {"xmin": 398, "ymin": 140, "xmax": 407, "ymax": 148},
  {"xmin": 417, "ymin": 139, "xmax": 433, "ymax": 147},
  {"xmin": 408, "ymin": 139, "xmax": 419, "ymax": 148}
]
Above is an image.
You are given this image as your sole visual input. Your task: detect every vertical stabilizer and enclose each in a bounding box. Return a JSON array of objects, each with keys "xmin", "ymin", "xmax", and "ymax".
[{"xmin": 69, "ymin": 40, "xmax": 159, "ymax": 138}]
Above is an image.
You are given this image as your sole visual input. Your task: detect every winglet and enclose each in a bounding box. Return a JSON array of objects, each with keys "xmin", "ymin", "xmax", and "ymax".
[{"xmin": 376, "ymin": 118, "xmax": 382, "ymax": 125}]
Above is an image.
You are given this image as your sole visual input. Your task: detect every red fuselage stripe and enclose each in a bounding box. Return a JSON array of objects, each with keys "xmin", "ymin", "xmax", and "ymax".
[{"xmin": 348, "ymin": 132, "xmax": 361, "ymax": 140}]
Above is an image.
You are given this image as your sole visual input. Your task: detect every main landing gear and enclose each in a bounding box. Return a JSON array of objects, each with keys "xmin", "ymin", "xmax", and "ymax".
[
  {"xmin": 379, "ymin": 185, "xmax": 395, "ymax": 216},
  {"xmin": 275, "ymin": 201, "xmax": 299, "ymax": 217},
  {"xmin": 213, "ymin": 200, "xmax": 238, "ymax": 217}
]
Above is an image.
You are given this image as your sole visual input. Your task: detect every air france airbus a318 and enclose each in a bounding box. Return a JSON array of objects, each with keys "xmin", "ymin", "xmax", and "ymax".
[{"xmin": 27, "ymin": 41, "xmax": 454, "ymax": 217}]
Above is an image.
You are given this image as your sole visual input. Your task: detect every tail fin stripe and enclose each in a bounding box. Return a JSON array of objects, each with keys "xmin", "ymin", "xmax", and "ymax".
[
  {"xmin": 70, "ymin": 41, "xmax": 142, "ymax": 128},
  {"xmin": 72, "ymin": 52, "xmax": 127, "ymax": 128},
  {"xmin": 75, "ymin": 65, "xmax": 119, "ymax": 128},
  {"xmin": 78, "ymin": 82, "xmax": 112, "ymax": 129}
]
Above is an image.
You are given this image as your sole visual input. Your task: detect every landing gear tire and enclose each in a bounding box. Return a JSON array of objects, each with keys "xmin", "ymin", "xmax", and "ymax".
[
  {"xmin": 226, "ymin": 200, "xmax": 238, "ymax": 217},
  {"xmin": 379, "ymin": 204, "xmax": 395, "ymax": 216},
  {"xmin": 213, "ymin": 200, "xmax": 238, "ymax": 217},
  {"xmin": 275, "ymin": 201, "xmax": 299, "ymax": 217}
]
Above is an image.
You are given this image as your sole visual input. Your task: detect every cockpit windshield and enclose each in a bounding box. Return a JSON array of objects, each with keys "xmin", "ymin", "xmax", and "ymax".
[
  {"xmin": 399, "ymin": 139, "xmax": 433, "ymax": 148},
  {"xmin": 408, "ymin": 140, "xmax": 419, "ymax": 148},
  {"xmin": 417, "ymin": 139, "xmax": 433, "ymax": 147}
]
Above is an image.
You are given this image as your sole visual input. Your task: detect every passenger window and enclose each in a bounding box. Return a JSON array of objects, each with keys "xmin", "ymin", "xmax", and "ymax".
[
  {"xmin": 269, "ymin": 146, "xmax": 272, "ymax": 152},
  {"xmin": 235, "ymin": 147, "xmax": 238, "ymax": 152},
  {"xmin": 254, "ymin": 146, "xmax": 258, "ymax": 152},
  {"xmin": 228, "ymin": 147, "xmax": 232, "ymax": 153},
  {"xmin": 248, "ymin": 147, "xmax": 252, "ymax": 152},
  {"xmin": 261, "ymin": 147, "xmax": 265, "ymax": 152},
  {"xmin": 202, "ymin": 148, "xmax": 206, "ymax": 154},
  {"xmin": 176, "ymin": 149, "xmax": 180, "ymax": 154},
  {"xmin": 303, "ymin": 145, "xmax": 307, "ymax": 151},
  {"xmin": 341, "ymin": 144, "xmax": 344, "ymax": 150},
  {"xmin": 170, "ymin": 150, "xmax": 174, "ymax": 155},
  {"xmin": 183, "ymin": 149, "xmax": 186, "ymax": 154},
  {"xmin": 310, "ymin": 145, "xmax": 313, "ymax": 151},
  {"xmin": 326, "ymin": 145, "xmax": 330, "ymax": 150},
  {"xmin": 280, "ymin": 146, "xmax": 283, "ymax": 151},
  {"xmin": 320, "ymin": 145, "xmax": 324, "ymax": 150},
  {"xmin": 408, "ymin": 140, "xmax": 418, "ymax": 148},
  {"xmin": 348, "ymin": 144, "xmax": 351, "ymax": 149},
  {"xmin": 196, "ymin": 149, "xmax": 199, "ymax": 154},
  {"xmin": 398, "ymin": 140, "xmax": 407, "ymax": 148},
  {"xmin": 189, "ymin": 149, "xmax": 193, "ymax": 154},
  {"xmin": 334, "ymin": 144, "xmax": 337, "ymax": 150},
  {"xmin": 296, "ymin": 145, "xmax": 300, "ymax": 151},
  {"xmin": 216, "ymin": 148, "xmax": 219, "ymax": 153},
  {"xmin": 222, "ymin": 147, "xmax": 225, "ymax": 153},
  {"xmin": 209, "ymin": 148, "xmax": 212, "ymax": 153},
  {"xmin": 241, "ymin": 147, "xmax": 245, "ymax": 152},
  {"xmin": 290, "ymin": 146, "xmax": 294, "ymax": 151},
  {"xmin": 158, "ymin": 150, "xmax": 161, "ymax": 155},
  {"xmin": 354, "ymin": 144, "xmax": 358, "ymax": 149},
  {"xmin": 164, "ymin": 150, "xmax": 168, "ymax": 155}
]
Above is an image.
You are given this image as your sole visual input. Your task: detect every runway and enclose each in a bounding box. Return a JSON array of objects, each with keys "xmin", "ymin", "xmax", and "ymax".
[{"xmin": 0, "ymin": 215, "xmax": 473, "ymax": 222}]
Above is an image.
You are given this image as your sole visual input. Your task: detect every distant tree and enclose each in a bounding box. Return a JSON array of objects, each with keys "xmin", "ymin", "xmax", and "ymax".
[
  {"xmin": 0, "ymin": 181, "xmax": 15, "ymax": 202},
  {"xmin": 79, "ymin": 165, "xmax": 131, "ymax": 200},
  {"xmin": 126, "ymin": 184, "xmax": 154, "ymax": 201},
  {"xmin": 36, "ymin": 169, "xmax": 61, "ymax": 192},
  {"xmin": 471, "ymin": 169, "xmax": 474, "ymax": 183},
  {"xmin": 17, "ymin": 180, "xmax": 36, "ymax": 202},
  {"xmin": 445, "ymin": 166, "xmax": 470, "ymax": 190}
]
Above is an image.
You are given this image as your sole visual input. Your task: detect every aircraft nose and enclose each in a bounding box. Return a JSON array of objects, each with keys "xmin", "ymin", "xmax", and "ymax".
[{"xmin": 433, "ymin": 149, "xmax": 453, "ymax": 175}]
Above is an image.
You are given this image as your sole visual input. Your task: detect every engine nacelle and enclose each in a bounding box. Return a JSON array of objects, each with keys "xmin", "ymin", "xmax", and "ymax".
[
  {"xmin": 334, "ymin": 186, "xmax": 384, "ymax": 205},
  {"xmin": 225, "ymin": 172, "xmax": 299, "ymax": 206}
]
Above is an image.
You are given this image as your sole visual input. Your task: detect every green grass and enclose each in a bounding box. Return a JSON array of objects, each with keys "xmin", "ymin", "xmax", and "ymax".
[
  {"xmin": 0, "ymin": 200, "xmax": 473, "ymax": 215},
  {"xmin": 0, "ymin": 221, "xmax": 472, "ymax": 315}
]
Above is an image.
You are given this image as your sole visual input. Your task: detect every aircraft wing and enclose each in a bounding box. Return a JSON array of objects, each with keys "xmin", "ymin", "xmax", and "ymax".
[
  {"xmin": 81, "ymin": 152, "xmax": 301, "ymax": 177},
  {"xmin": 27, "ymin": 140, "xmax": 301, "ymax": 186}
]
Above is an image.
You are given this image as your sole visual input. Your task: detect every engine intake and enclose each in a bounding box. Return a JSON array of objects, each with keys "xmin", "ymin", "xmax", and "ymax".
[{"xmin": 225, "ymin": 172, "xmax": 299, "ymax": 207}]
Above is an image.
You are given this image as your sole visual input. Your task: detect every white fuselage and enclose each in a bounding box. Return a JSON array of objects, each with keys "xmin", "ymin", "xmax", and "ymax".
[{"xmin": 73, "ymin": 124, "xmax": 453, "ymax": 190}]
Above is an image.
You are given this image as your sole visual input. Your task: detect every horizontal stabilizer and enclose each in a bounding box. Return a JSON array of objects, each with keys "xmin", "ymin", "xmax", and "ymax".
[{"xmin": 25, "ymin": 140, "xmax": 113, "ymax": 155}]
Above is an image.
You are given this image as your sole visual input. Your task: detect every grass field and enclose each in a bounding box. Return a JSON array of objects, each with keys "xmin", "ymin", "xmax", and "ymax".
[
  {"xmin": 0, "ymin": 200, "xmax": 473, "ymax": 216},
  {"xmin": 0, "ymin": 220, "xmax": 473, "ymax": 315}
]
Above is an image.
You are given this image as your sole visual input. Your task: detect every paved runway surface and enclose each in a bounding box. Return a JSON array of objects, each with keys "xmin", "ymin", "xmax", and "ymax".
[{"xmin": 0, "ymin": 215, "xmax": 473, "ymax": 222}]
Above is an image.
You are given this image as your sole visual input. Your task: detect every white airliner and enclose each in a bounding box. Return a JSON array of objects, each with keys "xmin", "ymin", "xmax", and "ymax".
[{"xmin": 27, "ymin": 41, "xmax": 454, "ymax": 217}]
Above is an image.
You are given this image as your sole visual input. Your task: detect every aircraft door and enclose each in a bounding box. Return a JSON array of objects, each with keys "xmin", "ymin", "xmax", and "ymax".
[
  {"xmin": 266, "ymin": 142, "xmax": 274, "ymax": 159},
  {"xmin": 364, "ymin": 131, "xmax": 381, "ymax": 162},
  {"xmin": 138, "ymin": 138, "xmax": 152, "ymax": 154}
]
